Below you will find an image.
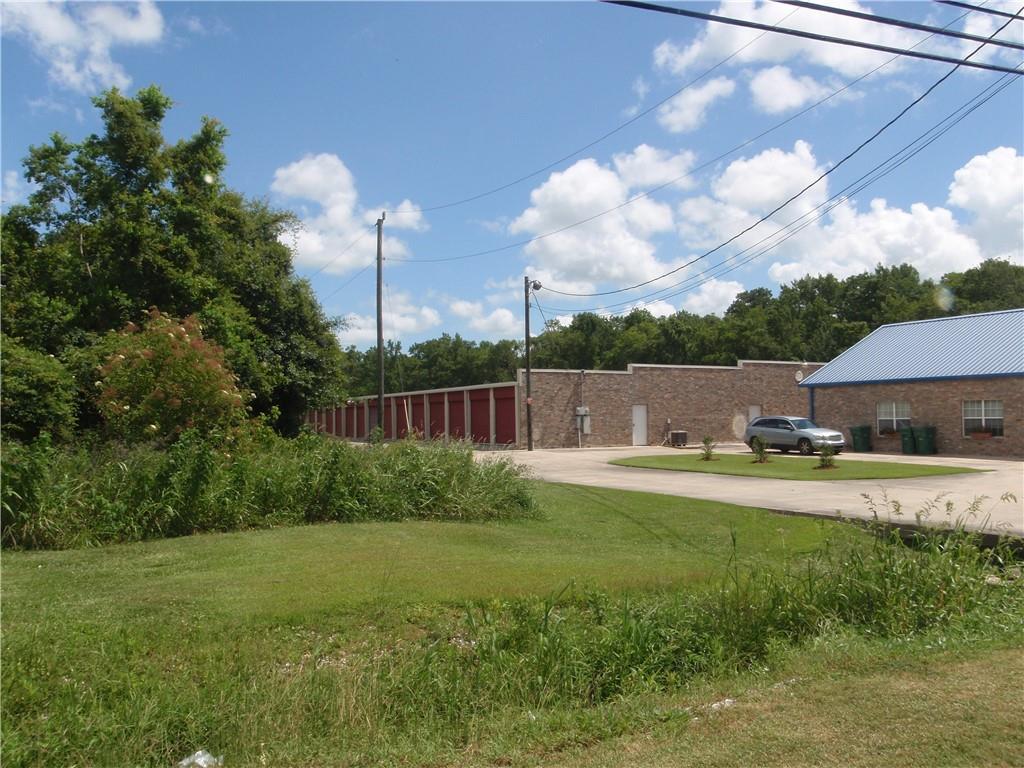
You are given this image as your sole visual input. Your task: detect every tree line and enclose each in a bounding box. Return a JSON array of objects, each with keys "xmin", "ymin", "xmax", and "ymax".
[{"xmin": 343, "ymin": 259, "xmax": 1023, "ymax": 394}]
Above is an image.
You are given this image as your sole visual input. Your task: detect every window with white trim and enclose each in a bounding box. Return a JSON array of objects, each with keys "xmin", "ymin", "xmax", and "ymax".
[
  {"xmin": 963, "ymin": 400, "xmax": 1004, "ymax": 437},
  {"xmin": 876, "ymin": 401, "xmax": 911, "ymax": 435}
]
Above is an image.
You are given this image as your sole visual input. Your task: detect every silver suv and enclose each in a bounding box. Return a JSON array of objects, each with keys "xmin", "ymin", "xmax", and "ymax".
[{"xmin": 744, "ymin": 416, "xmax": 845, "ymax": 455}]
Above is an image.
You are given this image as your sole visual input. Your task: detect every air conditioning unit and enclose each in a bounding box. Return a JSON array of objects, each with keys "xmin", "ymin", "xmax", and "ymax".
[{"xmin": 670, "ymin": 430, "xmax": 688, "ymax": 447}]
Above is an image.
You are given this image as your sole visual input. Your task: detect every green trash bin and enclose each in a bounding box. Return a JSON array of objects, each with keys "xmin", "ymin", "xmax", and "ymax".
[
  {"xmin": 914, "ymin": 426, "xmax": 937, "ymax": 455},
  {"xmin": 850, "ymin": 425, "xmax": 872, "ymax": 452},
  {"xmin": 900, "ymin": 426, "xmax": 916, "ymax": 454}
]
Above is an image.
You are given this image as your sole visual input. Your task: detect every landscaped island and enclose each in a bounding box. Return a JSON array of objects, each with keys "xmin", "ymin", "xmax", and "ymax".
[{"xmin": 610, "ymin": 453, "xmax": 984, "ymax": 481}]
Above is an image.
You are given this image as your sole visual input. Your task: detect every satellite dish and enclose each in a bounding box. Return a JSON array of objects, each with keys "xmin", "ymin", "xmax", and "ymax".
[{"xmin": 794, "ymin": 370, "xmax": 804, "ymax": 382}]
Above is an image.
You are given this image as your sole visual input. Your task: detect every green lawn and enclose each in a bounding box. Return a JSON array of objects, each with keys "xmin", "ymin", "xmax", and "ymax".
[
  {"xmin": 1, "ymin": 483, "xmax": 843, "ymax": 628},
  {"xmin": 610, "ymin": 452, "xmax": 984, "ymax": 481},
  {"xmin": 1, "ymin": 484, "xmax": 858, "ymax": 767},
  {"xmin": 3, "ymin": 481, "xmax": 1019, "ymax": 768}
]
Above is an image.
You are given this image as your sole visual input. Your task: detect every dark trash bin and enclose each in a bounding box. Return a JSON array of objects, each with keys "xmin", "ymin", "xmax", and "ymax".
[
  {"xmin": 900, "ymin": 426, "xmax": 916, "ymax": 454},
  {"xmin": 913, "ymin": 425, "xmax": 937, "ymax": 455},
  {"xmin": 850, "ymin": 425, "xmax": 872, "ymax": 452}
]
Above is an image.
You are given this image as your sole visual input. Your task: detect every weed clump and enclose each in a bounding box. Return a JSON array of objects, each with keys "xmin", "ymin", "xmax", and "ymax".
[{"xmin": 1, "ymin": 433, "xmax": 537, "ymax": 549}]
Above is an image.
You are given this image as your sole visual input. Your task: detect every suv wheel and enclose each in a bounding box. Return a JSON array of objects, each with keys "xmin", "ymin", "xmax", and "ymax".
[{"xmin": 797, "ymin": 438, "xmax": 813, "ymax": 455}]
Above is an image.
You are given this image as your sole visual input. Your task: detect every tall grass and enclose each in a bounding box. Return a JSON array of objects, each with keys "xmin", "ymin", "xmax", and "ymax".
[
  {"xmin": 366, "ymin": 524, "xmax": 1022, "ymax": 729},
  {"xmin": 1, "ymin": 432, "xmax": 536, "ymax": 549},
  {"xmin": 3, "ymin": 514, "xmax": 1021, "ymax": 766}
]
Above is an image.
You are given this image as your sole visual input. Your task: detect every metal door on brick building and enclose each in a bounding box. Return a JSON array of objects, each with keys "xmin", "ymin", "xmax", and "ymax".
[{"xmin": 632, "ymin": 404, "xmax": 647, "ymax": 446}]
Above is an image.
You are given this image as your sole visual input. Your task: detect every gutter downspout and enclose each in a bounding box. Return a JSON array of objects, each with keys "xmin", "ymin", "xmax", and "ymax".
[{"xmin": 808, "ymin": 386, "xmax": 816, "ymax": 422}]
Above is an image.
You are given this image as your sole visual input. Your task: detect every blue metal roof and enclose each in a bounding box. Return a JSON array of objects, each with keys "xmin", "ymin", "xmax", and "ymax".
[{"xmin": 800, "ymin": 309, "xmax": 1024, "ymax": 387}]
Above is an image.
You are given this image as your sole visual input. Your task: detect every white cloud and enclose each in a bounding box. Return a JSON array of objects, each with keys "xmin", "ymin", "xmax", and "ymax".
[
  {"xmin": 675, "ymin": 140, "xmax": 1002, "ymax": 286},
  {"xmin": 184, "ymin": 16, "xmax": 205, "ymax": 35},
  {"xmin": 449, "ymin": 298, "xmax": 522, "ymax": 338},
  {"xmin": 681, "ymin": 278, "xmax": 745, "ymax": 316},
  {"xmin": 338, "ymin": 290, "xmax": 441, "ymax": 346},
  {"xmin": 634, "ymin": 299, "xmax": 677, "ymax": 318},
  {"xmin": 677, "ymin": 140, "xmax": 826, "ymax": 254},
  {"xmin": 653, "ymin": 1, "xmax": 922, "ymax": 80},
  {"xmin": 712, "ymin": 139, "xmax": 826, "ymax": 216},
  {"xmin": 612, "ymin": 144, "xmax": 696, "ymax": 190},
  {"xmin": 677, "ymin": 195, "xmax": 761, "ymax": 250},
  {"xmin": 749, "ymin": 66, "xmax": 832, "ymax": 114},
  {"xmin": 271, "ymin": 153, "xmax": 426, "ymax": 274},
  {"xmin": 2, "ymin": 170, "xmax": 36, "ymax": 208},
  {"xmin": 623, "ymin": 76, "xmax": 651, "ymax": 118},
  {"xmin": 947, "ymin": 146, "xmax": 1024, "ymax": 262},
  {"xmin": 510, "ymin": 155, "xmax": 678, "ymax": 292},
  {"xmin": 657, "ymin": 76, "xmax": 735, "ymax": 133},
  {"xmin": 362, "ymin": 201, "xmax": 428, "ymax": 231},
  {"xmin": 633, "ymin": 76, "xmax": 650, "ymax": 101},
  {"xmin": 2, "ymin": 1, "xmax": 164, "ymax": 93},
  {"xmin": 449, "ymin": 299, "xmax": 482, "ymax": 319},
  {"xmin": 768, "ymin": 198, "xmax": 983, "ymax": 283}
]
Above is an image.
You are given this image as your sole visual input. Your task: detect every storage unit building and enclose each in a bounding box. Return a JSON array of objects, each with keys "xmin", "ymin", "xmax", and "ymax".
[{"xmin": 310, "ymin": 360, "xmax": 820, "ymax": 449}]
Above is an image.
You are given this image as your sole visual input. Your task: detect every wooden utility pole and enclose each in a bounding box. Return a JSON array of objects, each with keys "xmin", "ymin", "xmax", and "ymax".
[
  {"xmin": 524, "ymin": 276, "xmax": 541, "ymax": 451},
  {"xmin": 376, "ymin": 212, "xmax": 385, "ymax": 432}
]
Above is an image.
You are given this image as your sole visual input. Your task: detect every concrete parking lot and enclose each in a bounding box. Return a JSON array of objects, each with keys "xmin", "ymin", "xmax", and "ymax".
[{"xmin": 508, "ymin": 444, "xmax": 1024, "ymax": 536}]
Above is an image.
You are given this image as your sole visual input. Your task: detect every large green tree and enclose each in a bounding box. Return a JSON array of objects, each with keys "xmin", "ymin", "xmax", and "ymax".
[{"xmin": 1, "ymin": 86, "xmax": 344, "ymax": 434}]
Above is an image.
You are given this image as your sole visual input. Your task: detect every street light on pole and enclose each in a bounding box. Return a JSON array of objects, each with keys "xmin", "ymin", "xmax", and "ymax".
[{"xmin": 524, "ymin": 276, "xmax": 542, "ymax": 451}]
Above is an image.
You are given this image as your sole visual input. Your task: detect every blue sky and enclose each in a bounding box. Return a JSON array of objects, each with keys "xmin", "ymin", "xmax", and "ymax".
[{"xmin": 3, "ymin": 1, "xmax": 1022, "ymax": 349}]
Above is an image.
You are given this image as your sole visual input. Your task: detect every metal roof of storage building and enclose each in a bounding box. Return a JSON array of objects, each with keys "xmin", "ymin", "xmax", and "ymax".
[{"xmin": 800, "ymin": 309, "xmax": 1024, "ymax": 387}]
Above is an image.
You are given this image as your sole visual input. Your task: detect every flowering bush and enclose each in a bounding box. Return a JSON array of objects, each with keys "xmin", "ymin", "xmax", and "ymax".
[{"xmin": 95, "ymin": 309, "xmax": 249, "ymax": 443}]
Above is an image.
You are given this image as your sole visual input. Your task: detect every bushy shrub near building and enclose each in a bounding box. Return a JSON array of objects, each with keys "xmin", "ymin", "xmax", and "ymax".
[
  {"xmin": 1, "ymin": 334, "xmax": 77, "ymax": 443},
  {"xmin": 91, "ymin": 309, "xmax": 249, "ymax": 443}
]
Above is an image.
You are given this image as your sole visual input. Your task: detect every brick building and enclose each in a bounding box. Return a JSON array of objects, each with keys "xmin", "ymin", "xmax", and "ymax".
[
  {"xmin": 521, "ymin": 360, "xmax": 821, "ymax": 448},
  {"xmin": 313, "ymin": 360, "xmax": 821, "ymax": 449},
  {"xmin": 800, "ymin": 309, "xmax": 1024, "ymax": 458}
]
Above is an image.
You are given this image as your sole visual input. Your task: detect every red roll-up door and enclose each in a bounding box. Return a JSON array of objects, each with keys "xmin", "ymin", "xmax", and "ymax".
[
  {"xmin": 469, "ymin": 389, "xmax": 491, "ymax": 444},
  {"xmin": 411, "ymin": 395, "xmax": 425, "ymax": 437},
  {"xmin": 383, "ymin": 398, "xmax": 394, "ymax": 439},
  {"xmin": 429, "ymin": 393, "xmax": 446, "ymax": 438},
  {"xmin": 396, "ymin": 397, "xmax": 410, "ymax": 438},
  {"xmin": 448, "ymin": 391, "xmax": 465, "ymax": 439},
  {"xmin": 368, "ymin": 400, "xmax": 378, "ymax": 436},
  {"xmin": 355, "ymin": 404, "xmax": 366, "ymax": 438},
  {"xmin": 493, "ymin": 386, "xmax": 516, "ymax": 445}
]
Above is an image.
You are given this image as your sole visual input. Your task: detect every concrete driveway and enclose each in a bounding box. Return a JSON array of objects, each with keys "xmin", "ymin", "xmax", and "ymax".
[{"xmin": 507, "ymin": 444, "xmax": 1024, "ymax": 536}]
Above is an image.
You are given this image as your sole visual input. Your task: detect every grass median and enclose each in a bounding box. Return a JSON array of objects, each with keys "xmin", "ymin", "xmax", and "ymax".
[{"xmin": 611, "ymin": 452, "xmax": 984, "ymax": 481}]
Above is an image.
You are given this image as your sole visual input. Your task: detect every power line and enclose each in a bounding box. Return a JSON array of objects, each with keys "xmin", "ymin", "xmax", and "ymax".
[
  {"xmin": 385, "ymin": 7, "xmax": 801, "ymax": 217},
  {"xmin": 538, "ymin": 69, "xmax": 1018, "ymax": 316},
  {"xmin": 603, "ymin": 0, "xmax": 1024, "ymax": 75},
  {"xmin": 319, "ymin": 262, "xmax": 374, "ymax": 303},
  {"xmin": 303, "ymin": 226, "xmax": 375, "ymax": 279},
  {"xmin": 544, "ymin": 63, "xmax": 1020, "ymax": 314},
  {"xmin": 389, "ymin": 5, "xmax": 980, "ymax": 267},
  {"xmin": 773, "ymin": 0, "xmax": 1024, "ymax": 50},
  {"xmin": 936, "ymin": 0, "xmax": 1024, "ymax": 20},
  {"xmin": 388, "ymin": 57, "xmax": 894, "ymax": 265},
  {"xmin": 542, "ymin": 7, "xmax": 1023, "ymax": 299},
  {"xmin": 532, "ymin": 287, "xmax": 550, "ymax": 328}
]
